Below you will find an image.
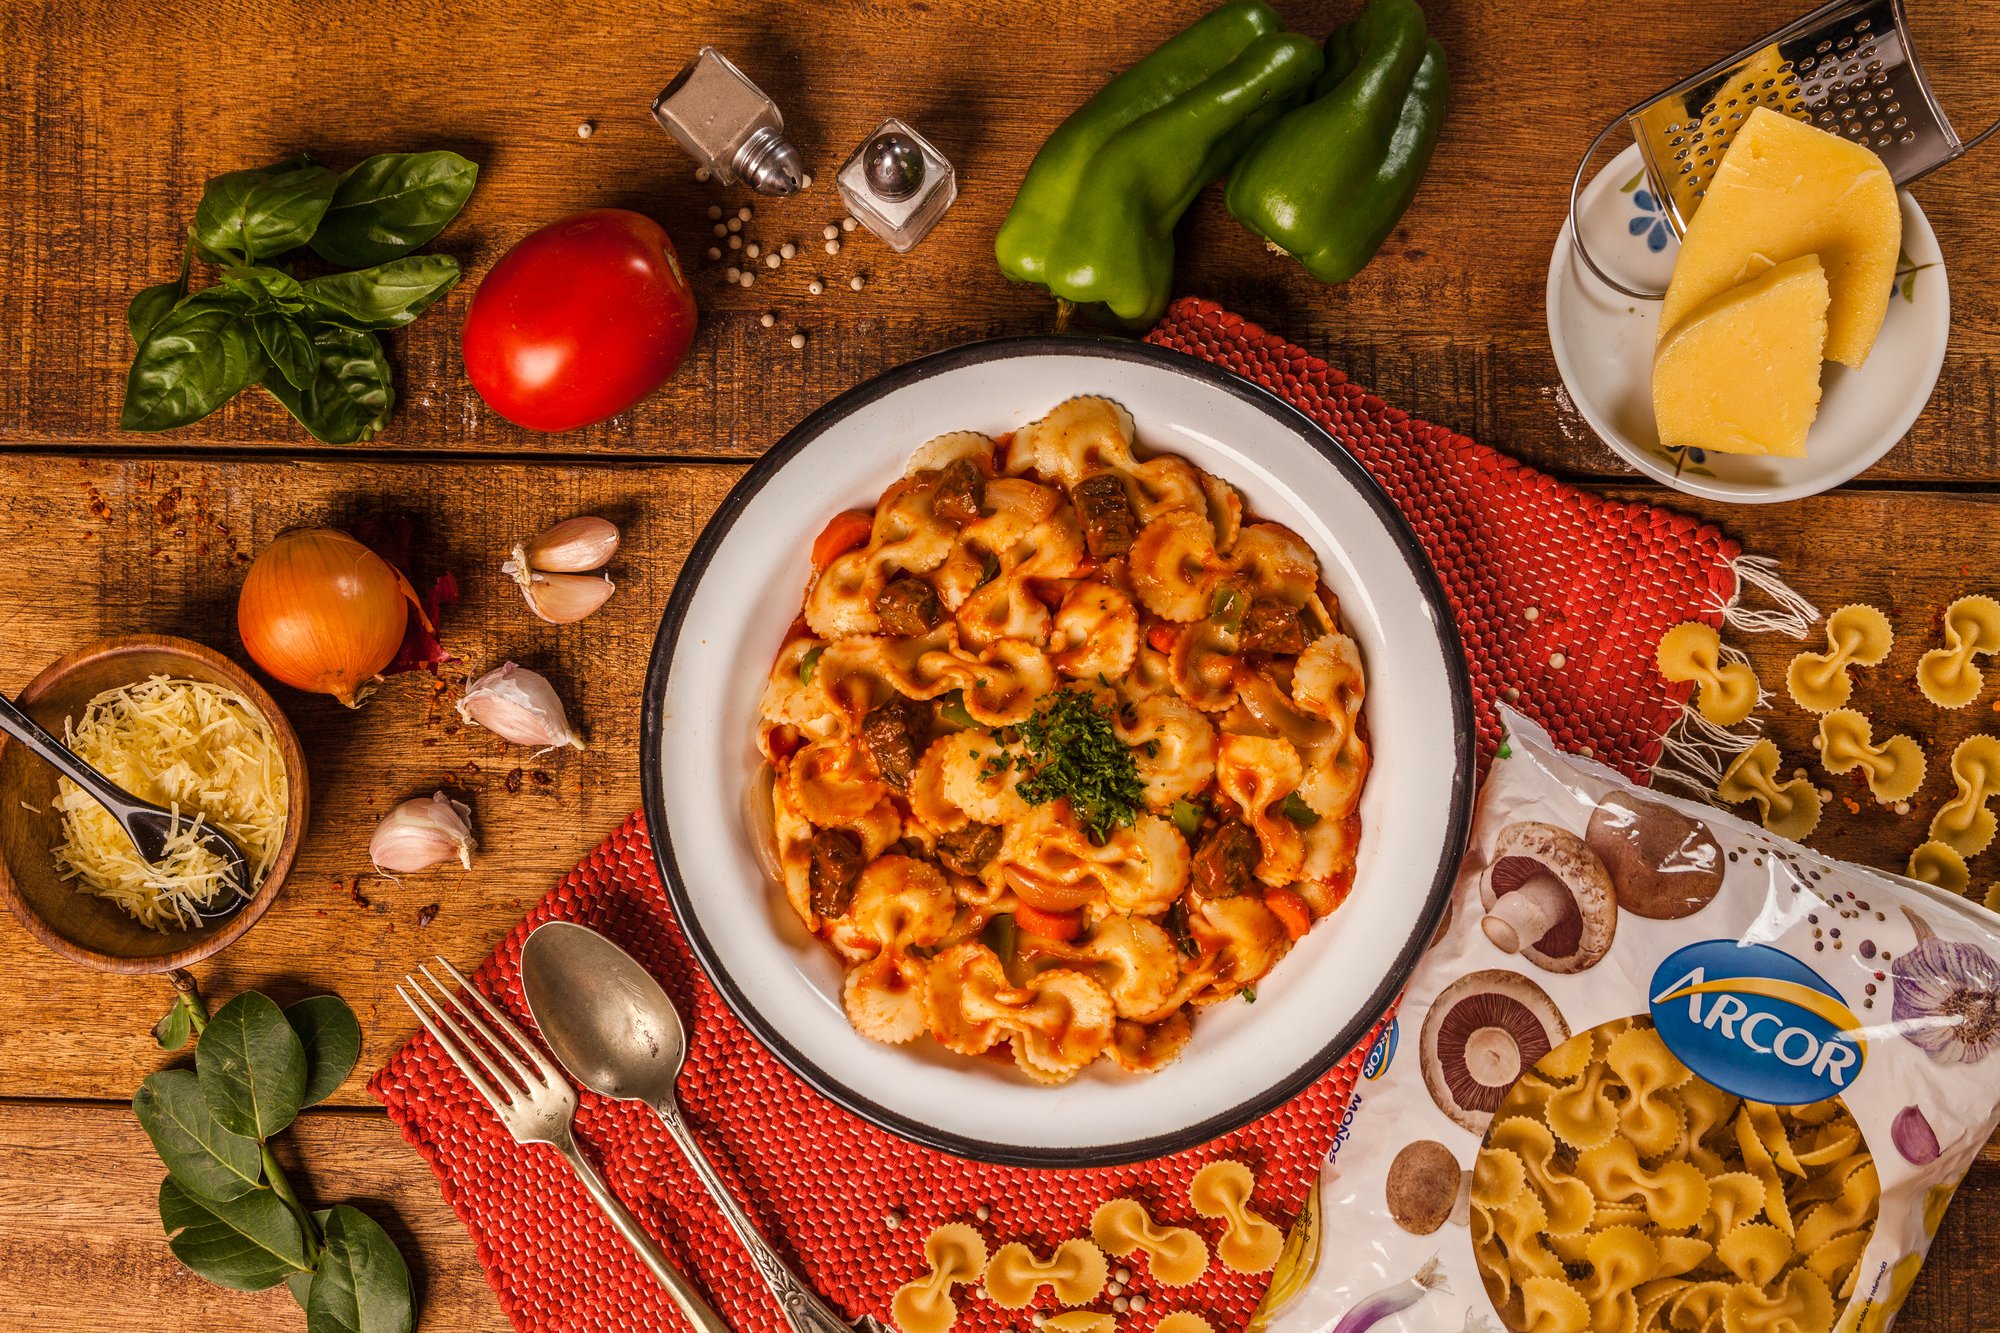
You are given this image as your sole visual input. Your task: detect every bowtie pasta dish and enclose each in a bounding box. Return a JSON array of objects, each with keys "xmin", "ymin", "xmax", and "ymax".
[
  {"xmin": 1280, "ymin": 708, "xmax": 2000, "ymax": 1333},
  {"xmin": 755, "ymin": 396, "xmax": 1370, "ymax": 1084}
]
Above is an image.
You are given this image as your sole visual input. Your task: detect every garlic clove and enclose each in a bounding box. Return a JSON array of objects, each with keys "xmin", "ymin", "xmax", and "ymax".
[
  {"xmin": 371, "ymin": 792, "xmax": 476, "ymax": 874},
  {"xmin": 512, "ymin": 568, "xmax": 616, "ymax": 625},
  {"xmin": 523, "ymin": 516, "xmax": 620, "ymax": 573},
  {"xmin": 456, "ymin": 662, "xmax": 585, "ymax": 753}
]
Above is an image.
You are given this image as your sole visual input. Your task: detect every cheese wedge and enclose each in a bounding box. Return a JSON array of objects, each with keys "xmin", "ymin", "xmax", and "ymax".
[
  {"xmin": 1653, "ymin": 254, "xmax": 1830, "ymax": 458},
  {"xmin": 1659, "ymin": 107, "xmax": 1898, "ymax": 367}
]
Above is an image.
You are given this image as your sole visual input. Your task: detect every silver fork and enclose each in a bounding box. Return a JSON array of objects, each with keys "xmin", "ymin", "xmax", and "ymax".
[{"xmin": 399, "ymin": 957, "xmax": 731, "ymax": 1333}]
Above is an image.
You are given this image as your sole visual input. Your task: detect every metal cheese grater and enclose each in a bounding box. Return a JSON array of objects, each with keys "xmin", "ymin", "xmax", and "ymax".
[{"xmin": 1569, "ymin": 0, "xmax": 1999, "ymax": 298}]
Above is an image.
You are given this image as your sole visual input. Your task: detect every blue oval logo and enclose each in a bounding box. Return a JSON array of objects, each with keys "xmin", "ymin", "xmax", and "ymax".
[
  {"xmin": 1649, "ymin": 940, "xmax": 1866, "ymax": 1104},
  {"xmin": 1362, "ymin": 1017, "xmax": 1398, "ymax": 1081}
]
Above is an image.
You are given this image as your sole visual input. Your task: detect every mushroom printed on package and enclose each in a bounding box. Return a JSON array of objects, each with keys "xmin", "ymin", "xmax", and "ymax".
[
  {"xmin": 1282, "ymin": 708, "xmax": 2000, "ymax": 1333},
  {"xmin": 754, "ymin": 396, "xmax": 1370, "ymax": 1084}
]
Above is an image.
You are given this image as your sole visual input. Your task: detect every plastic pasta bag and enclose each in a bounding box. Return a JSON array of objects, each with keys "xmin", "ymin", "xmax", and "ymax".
[{"xmin": 1282, "ymin": 707, "xmax": 2000, "ymax": 1333}]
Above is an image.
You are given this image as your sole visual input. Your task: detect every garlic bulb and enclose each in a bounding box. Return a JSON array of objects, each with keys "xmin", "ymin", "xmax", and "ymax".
[
  {"xmin": 371, "ymin": 792, "xmax": 476, "ymax": 873},
  {"xmin": 504, "ymin": 515, "xmax": 619, "ymax": 623},
  {"xmin": 456, "ymin": 662, "xmax": 585, "ymax": 752}
]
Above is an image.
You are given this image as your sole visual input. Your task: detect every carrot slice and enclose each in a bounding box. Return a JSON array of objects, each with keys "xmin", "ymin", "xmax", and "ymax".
[
  {"xmin": 811, "ymin": 509, "xmax": 874, "ymax": 570},
  {"xmin": 1265, "ymin": 886, "xmax": 1313, "ymax": 941},
  {"xmin": 1012, "ymin": 902, "xmax": 1084, "ymax": 942}
]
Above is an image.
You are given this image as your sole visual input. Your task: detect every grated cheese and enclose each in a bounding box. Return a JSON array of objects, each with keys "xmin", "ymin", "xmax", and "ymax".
[{"xmin": 51, "ymin": 675, "xmax": 288, "ymax": 931}]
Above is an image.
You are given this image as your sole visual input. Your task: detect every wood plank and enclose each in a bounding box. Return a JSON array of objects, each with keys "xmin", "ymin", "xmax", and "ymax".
[
  {"xmin": 0, "ymin": 1100, "xmax": 1992, "ymax": 1331},
  {"xmin": 0, "ymin": 453, "xmax": 738, "ymax": 1104},
  {"xmin": 0, "ymin": 1103, "xmax": 502, "ymax": 1331},
  {"xmin": 1, "ymin": 0, "xmax": 1997, "ymax": 480}
]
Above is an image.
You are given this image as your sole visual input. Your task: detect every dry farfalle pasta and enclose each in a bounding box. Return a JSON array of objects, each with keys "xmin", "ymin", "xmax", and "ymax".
[
  {"xmin": 982, "ymin": 1238, "xmax": 1107, "ymax": 1309},
  {"xmin": 1190, "ymin": 1160, "xmax": 1284, "ymax": 1273},
  {"xmin": 1916, "ymin": 594, "xmax": 2000, "ymax": 709},
  {"xmin": 1090, "ymin": 1198, "xmax": 1209, "ymax": 1286},
  {"xmin": 891, "ymin": 1223, "xmax": 989, "ymax": 1333},
  {"xmin": 1928, "ymin": 734, "xmax": 2000, "ymax": 859},
  {"xmin": 1152, "ymin": 1315, "xmax": 1215, "ymax": 1333},
  {"xmin": 1815, "ymin": 709, "xmax": 1926, "ymax": 804},
  {"xmin": 1717, "ymin": 739, "xmax": 1823, "ymax": 840},
  {"xmin": 1786, "ymin": 605, "xmax": 1893, "ymax": 713},
  {"xmin": 1043, "ymin": 1315, "xmax": 1115, "ymax": 1333},
  {"xmin": 1470, "ymin": 1016, "xmax": 1879, "ymax": 1333},
  {"xmin": 1656, "ymin": 622, "xmax": 1760, "ymax": 726},
  {"xmin": 1906, "ymin": 839, "xmax": 1970, "ymax": 896}
]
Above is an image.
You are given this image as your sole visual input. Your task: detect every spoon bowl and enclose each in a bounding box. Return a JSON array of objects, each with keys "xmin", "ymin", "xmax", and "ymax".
[{"xmin": 520, "ymin": 920, "xmax": 690, "ymax": 1106}]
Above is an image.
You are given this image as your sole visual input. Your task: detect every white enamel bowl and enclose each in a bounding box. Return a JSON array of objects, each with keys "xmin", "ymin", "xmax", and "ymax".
[
  {"xmin": 640, "ymin": 337, "xmax": 1475, "ymax": 1166},
  {"xmin": 1548, "ymin": 143, "xmax": 1949, "ymax": 504}
]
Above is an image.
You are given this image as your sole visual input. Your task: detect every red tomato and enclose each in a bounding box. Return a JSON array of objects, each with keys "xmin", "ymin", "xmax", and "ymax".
[{"xmin": 461, "ymin": 209, "xmax": 697, "ymax": 432}]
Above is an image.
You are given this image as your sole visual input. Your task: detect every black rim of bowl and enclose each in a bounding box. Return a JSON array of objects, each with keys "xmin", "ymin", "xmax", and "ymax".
[{"xmin": 639, "ymin": 334, "xmax": 1477, "ymax": 1168}]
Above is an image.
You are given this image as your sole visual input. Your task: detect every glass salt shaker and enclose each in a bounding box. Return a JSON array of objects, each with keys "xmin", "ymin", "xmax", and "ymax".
[
  {"xmin": 651, "ymin": 47, "xmax": 804, "ymax": 196},
  {"xmin": 837, "ymin": 118, "xmax": 957, "ymax": 252}
]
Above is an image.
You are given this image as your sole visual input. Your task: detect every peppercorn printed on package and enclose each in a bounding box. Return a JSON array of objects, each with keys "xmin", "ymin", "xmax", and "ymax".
[{"xmin": 1286, "ymin": 708, "xmax": 2000, "ymax": 1333}]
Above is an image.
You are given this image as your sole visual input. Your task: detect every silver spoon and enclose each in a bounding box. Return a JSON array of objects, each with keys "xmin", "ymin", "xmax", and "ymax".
[
  {"xmin": 521, "ymin": 920, "xmax": 877, "ymax": 1333},
  {"xmin": 0, "ymin": 692, "xmax": 251, "ymax": 922}
]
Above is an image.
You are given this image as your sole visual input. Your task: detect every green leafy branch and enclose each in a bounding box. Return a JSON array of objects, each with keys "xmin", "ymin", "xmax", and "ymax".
[
  {"xmin": 136, "ymin": 975, "xmax": 413, "ymax": 1333},
  {"xmin": 122, "ymin": 149, "xmax": 478, "ymax": 444}
]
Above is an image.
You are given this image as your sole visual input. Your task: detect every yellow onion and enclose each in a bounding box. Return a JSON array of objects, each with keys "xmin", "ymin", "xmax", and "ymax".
[{"xmin": 238, "ymin": 527, "xmax": 413, "ymax": 707}]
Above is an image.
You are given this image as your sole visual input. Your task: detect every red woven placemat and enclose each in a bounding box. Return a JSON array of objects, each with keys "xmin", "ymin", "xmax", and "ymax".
[{"xmin": 371, "ymin": 299, "xmax": 1744, "ymax": 1333}]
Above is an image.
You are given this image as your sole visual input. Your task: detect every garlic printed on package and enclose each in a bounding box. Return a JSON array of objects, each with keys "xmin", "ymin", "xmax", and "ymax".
[{"xmin": 1285, "ymin": 708, "xmax": 2000, "ymax": 1333}]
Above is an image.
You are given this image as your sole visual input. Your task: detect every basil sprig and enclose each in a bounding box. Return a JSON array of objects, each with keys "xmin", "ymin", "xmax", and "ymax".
[
  {"xmin": 121, "ymin": 149, "xmax": 476, "ymax": 443},
  {"xmin": 134, "ymin": 986, "xmax": 412, "ymax": 1333}
]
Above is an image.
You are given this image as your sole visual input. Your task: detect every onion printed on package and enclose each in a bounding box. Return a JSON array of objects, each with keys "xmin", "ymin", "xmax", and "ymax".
[{"xmin": 1285, "ymin": 708, "xmax": 2000, "ymax": 1333}]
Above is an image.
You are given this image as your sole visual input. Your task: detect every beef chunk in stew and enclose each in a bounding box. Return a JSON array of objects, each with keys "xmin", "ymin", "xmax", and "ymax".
[
  {"xmin": 1072, "ymin": 473, "xmax": 1138, "ymax": 560},
  {"xmin": 932, "ymin": 457, "xmax": 986, "ymax": 526},
  {"xmin": 874, "ymin": 576, "xmax": 942, "ymax": 636},
  {"xmin": 862, "ymin": 696, "xmax": 927, "ymax": 789},
  {"xmin": 808, "ymin": 829, "xmax": 865, "ymax": 918},
  {"xmin": 1191, "ymin": 819, "xmax": 1260, "ymax": 898},
  {"xmin": 937, "ymin": 822, "xmax": 1002, "ymax": 876},
  {"xmin": 1240, "ymin": 597, "xmax": 1307, "ymax": 655}
]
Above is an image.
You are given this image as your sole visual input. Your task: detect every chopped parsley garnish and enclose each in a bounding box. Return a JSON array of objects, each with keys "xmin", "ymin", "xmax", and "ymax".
[{"xmin": 1014, "ymin": 688, "xmax": 1145, "ymax": 842}]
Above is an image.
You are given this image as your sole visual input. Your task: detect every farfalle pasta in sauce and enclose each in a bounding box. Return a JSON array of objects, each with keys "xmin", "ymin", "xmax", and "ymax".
[
  {"xmin": 1287, "ymin": 708, "xmax": 2000, "ymax": 1333},
  {"xmin": 756, "ymin": 397, "xmax": 1371, "ymax": 1083}
]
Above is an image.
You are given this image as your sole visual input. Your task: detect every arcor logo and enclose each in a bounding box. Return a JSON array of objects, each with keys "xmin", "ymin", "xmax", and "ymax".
[
  {"xmin": 1362, "ymin": 1017, "xmax": 1399, "ymax": 1081},
  {"xmin": 1649, "ymin": 940, "xmax": 1866, "ymax": 1104}
]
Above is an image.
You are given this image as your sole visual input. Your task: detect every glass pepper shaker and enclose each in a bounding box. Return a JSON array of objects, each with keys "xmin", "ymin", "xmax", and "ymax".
[
  {"xmin": 837, "ymin": 118, "xmax": 957, "ymax": 252},
  {"xmin": 651, "ymin": 47, "xmax": 805, "ymax": 196}
]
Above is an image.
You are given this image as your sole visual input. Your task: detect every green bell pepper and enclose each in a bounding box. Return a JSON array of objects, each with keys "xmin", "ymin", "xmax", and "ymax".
[
  {"xmin": 994, "ymin": 1, "xmax": 1325, "ymax": 328},
  {"xmin": 1224, "ymin": 0, "xmax": 1449, "ymax": 285}
]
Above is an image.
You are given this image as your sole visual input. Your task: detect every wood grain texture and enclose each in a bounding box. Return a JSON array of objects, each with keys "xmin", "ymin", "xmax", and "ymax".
[
  {"xmin": 1, "ymin": 0, "xmax": 1997, "ymax": 477},
  {"xmin": 0, "ymin": 1103, "xmax": 503, "ymax": 1332},
  {"xmin": 5, "ymin": 0, "xmax": 2000, "ymax": 1329}
]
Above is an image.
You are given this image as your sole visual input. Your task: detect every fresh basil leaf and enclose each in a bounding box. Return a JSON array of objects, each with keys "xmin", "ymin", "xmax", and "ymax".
[
  {"xmin": 286, "ymin": 995, "xmax": 362, "ymax": 1107},
  {"xmin": 262, "ymin": 325, "xmax": 394, "ymax": 444},
  {"xmin": 196, "ymin": 991, "xmax": 308, "ymax": 1141},
  {"xmin": 134, "ymin": 1069, "xmax": 264, "ymax": 1201},
  {"xmin": 223, "ymin": 264, "xmax": 309, "ymax": 313},
  {"xmin": 159, "ymin": 1175, "xmax": 311, "ymax": 1292},
  {"xmin": 254, "ymin": 313, "xmax": 316, "ymax": 390},
  {"xmin": 192, "ymin": 159, "xmax": 339, "ymax": 262},
  {"xmin": 153, "ymin": 998, "xmax": 193, "ymax": 1050},
  {"xmin": 128, "ymin": 243, "xmax": 193, "ymax": 345},
  {"xmin": 301, "ymin": 255, "xmax": 460, "ymax": 330},
  {"xmin": 306, "ymin": 1205, "xmax": 414, "ymax": 1333},
  {"xmin": 120, "ymin": 291, "xmax": 267, "ymax": 432},
  {"xmin": 289, "ymin": 1209, "xmax": 334, "ymax": 1310},
  {"xmin": 310, "ymin": 150, "xmax": 479, "ymax": 268}
]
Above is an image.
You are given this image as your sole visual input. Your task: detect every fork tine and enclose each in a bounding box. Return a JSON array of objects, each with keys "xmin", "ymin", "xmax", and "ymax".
[
  {"xmin": 417, "ymin": 963, "xmax": 539, "ymax": 1093},
  {"xmin": 398, "ymin": 980, "xmax": 514, "ymax": 1118},
  {"xmin": 433, "ymin": 954, "xmax": 566, "ymax": 1086}
]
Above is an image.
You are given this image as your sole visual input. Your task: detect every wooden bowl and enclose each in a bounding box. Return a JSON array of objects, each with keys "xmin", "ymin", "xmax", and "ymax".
[{"xmin": 0, "ymin": 635, "xmax": 309, "ymax": 973}]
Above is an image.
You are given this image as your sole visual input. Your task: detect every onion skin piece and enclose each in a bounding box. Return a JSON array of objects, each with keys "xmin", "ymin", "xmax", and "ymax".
[
  {"xmin": 1330, "ymin": 1257, "xmax": 1445, "ymax": 1333},
  {"xmin": 238, "ymin": 527, "xmax": 410, "ymax": 707}
]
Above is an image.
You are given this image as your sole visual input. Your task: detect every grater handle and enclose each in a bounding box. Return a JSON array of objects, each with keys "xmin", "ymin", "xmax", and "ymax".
[{"xmin": 1568, "ymin": 111, "xmax": 1669, "ymax": 302}]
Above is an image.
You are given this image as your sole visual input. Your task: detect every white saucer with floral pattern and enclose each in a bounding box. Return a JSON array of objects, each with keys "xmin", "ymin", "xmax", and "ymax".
[{"xmin": 1547, "ymin": 142, "xmax": 1949, "ymax": 505}]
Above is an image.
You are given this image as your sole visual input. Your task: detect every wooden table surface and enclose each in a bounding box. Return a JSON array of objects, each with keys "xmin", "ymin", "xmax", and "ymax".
[{"xmin": 3, "ymin": 1, "xmax": 1998, "ymax": 1328}]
